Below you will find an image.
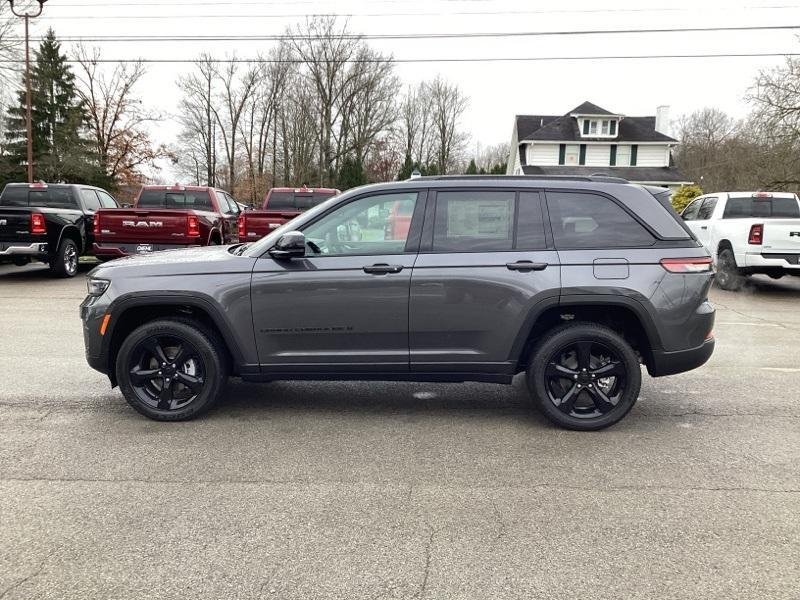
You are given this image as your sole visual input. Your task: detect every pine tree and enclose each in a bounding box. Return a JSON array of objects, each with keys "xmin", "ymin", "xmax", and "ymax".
[
  {"xmin": 3, "ymin": 29, "xmax": 106, "ymax": 185},
  {"xmin": 465, "ymin": 159, "xmax": 478, "ymax": 175},
  {"xmin": 336, "ymin": 156, "xmax": 367, "ymax": 190},
  {"xmin": 397, "ymin": 154, "xmax": 415, "ymax": 180}
]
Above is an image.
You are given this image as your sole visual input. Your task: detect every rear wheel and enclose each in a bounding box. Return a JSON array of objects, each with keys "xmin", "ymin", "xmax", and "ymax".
[
  {"xmin": 715, "ymin": 248, "xmax": 745, "ymax": 291},
  {"xmin": 50, "ymin": 238, "xmax": 78, "ymax": 278},
  {"xmin": 527, "ymin": 323, "xmax": 641, "ymax": 431},
  {"xmin": 115, "ymin": 318, "xmax": 228, "ymax": 421}
]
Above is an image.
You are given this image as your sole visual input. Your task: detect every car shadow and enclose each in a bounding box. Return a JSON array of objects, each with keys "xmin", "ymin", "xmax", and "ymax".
[{"xmin": 0, "ymin": 262, "xmax": 94, "ymax": 280}]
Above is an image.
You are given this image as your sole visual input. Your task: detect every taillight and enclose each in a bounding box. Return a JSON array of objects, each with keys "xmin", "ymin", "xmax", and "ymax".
[
  {"xmin": 660, "ymin": 257, "xmax": 713, "ymax": 273},
  {"xmin": 187, "ymin": 215, "xmax": 200, "ymax": 237},
  {"xmin": 237, "ymin": 213, "xmax": 246, "ymax": 238},
  {"xmin": 93, "ymin": 213, "xmax": 100, "ymax": 236},
  {"xmin": 30, "ymin": 212, "xmax": 46, "ymax": 234},
  {"xmin": 748, "ymin": 224, "xmax": 763, "ymax": 245}
]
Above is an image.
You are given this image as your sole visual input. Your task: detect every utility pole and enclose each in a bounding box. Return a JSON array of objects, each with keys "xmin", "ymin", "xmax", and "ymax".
[{"xmin": 8, "ymin": 0, "xmax": 47, "ymax": 184}]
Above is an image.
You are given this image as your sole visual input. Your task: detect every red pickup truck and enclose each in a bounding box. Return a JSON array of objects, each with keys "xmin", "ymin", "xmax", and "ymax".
[
  {"xmin": 238, "ymin": 186, "xmax": 339, "ymax": 241},
  {"xmin": 93, "ymin": 185, "xmax": 241, "ymax": 259}
]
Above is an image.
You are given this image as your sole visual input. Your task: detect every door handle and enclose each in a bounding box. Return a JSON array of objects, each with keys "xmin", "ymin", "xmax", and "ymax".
[
  {"xmin": 700, "ymin": 226, "xmax": 708, "ymax": 230},
  {"xmin": 363, "ymin": 263, "xmax": 403, "ymax": 274},
  {"xmin": 506, "ymin": 260, "xmax": 548, "ymax": 272}
]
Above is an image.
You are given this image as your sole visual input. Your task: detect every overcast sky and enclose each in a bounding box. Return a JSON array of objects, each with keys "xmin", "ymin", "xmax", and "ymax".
[{"xmin": 6, "ymin": 0, "xmax": 800, "ymax": 180}]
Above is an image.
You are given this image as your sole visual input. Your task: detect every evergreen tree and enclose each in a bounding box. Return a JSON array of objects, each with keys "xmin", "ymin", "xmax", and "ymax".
[
  {"xmin": 3, "ymin": 29, "xmax": 105, "ymax": 185},
  {"xmin": 397, "ymin": 154, "xmax": 415, "ymax": 180},
  {"xmin": 465, "ymin": 159, "xmax": 478, "ymax": 174},
  {"xmin": 336, "ymin": 156, "xmax": 367, "ymax": 190},
  {"xmin": 490, "ymin": 162, "xmax": 507, "ymax": 175}
]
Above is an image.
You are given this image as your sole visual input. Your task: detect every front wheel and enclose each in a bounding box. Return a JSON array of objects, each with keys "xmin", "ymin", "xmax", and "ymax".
[
  {"xmin": 115, "ymin": 318, "xmax": 228, "ymax": 421},
  {"xmin": 527, "ymin": 323, "xmax": 641, "ymax": 431}
]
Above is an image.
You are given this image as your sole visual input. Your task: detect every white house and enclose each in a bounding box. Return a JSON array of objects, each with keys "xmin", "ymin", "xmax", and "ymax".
[{"xmin": 507, "ymin": 101, "xmax": 691, "ymax": 192}]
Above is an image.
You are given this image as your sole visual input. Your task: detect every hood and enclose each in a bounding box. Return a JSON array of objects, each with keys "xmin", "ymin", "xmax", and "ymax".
[{"xmin": 90, "ymin": 245, "xmax": 256, "ymax": 279}]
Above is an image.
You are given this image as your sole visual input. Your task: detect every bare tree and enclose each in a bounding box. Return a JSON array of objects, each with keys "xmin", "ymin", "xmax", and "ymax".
[
  {"xmin": 429, "ymin": 76, "xmax": 469, "ymax": 174},
  {"xmin": 74, "ymin": 45, "xmax": 170, "ymax": 189},
  {"xmin": 0, "ymin": 4, "xmax": 18, "ymax": 93},
  {"xmin": 211, "ymin": 58, "xmax": 258, "ymax": 195},
  {"xmin": 177, "ymin": 54, "xmax": 218, "ymax": 185},
  {"xmin": 748, "ymin": 56, "xmax": 800, "ymax": 141}
]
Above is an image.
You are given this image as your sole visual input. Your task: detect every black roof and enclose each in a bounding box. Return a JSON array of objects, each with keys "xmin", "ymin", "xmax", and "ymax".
[
  {"xmin": 568, "ymin": 101, "xmax": 616, "ymax": 116},
  {"xmin": 521, "ymin": 165, "xmax": 691, "ymax": 184},
  {"xmin": 515, "ymin": 103, "xmax": 677, "ymax": 143}
]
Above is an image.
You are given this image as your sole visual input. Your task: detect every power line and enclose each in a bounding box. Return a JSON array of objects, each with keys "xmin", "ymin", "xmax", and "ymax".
[
  {"xmin": 11, "ymin": 24, "xmax": 800, "ymax": 43},
  {"xmin": 0, "ymin": 52, "xmax": 796, "ymax": 64}
]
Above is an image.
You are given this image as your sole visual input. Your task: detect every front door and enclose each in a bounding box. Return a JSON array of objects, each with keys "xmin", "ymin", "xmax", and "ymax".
[{"xmin": 250, "ymin": 191, "xmax": 424, "ymax": 373}]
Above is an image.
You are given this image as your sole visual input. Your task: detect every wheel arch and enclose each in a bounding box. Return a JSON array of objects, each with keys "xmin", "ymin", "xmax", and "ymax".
[
  {"xmin": 56, "ymin": 225, "xmax": 84, "ymax": 254},
  {"xmin": 208, "ymin": 228, "xmax": 222, "ymax": 245},
  {"xmin": 103, "ymin": 294, "xmax": 249, "ymax": 386},
  {"xmin": 513, "ymin": 296, "xmax": 661, "ymax": 375}
]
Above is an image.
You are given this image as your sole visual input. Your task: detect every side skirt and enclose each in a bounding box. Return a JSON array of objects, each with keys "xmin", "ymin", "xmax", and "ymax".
[{"xmin": 239, "ymin": 371, "xmax": 515, "ymax": 385}]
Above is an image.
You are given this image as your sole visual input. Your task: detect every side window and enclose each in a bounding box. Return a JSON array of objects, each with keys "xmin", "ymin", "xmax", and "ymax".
[
  {"xmin": 302, "ymin": 192, "xmax": 418, "ymax": 256},
  {"xmin": 547, "ymin": 191, "xmax": 655, "ymax": 248},
  {"xmin": 697, "ymin": 197, "xmax": 717, "ymax": 220},
  {"xmin": 681, "ymin": 197, "xmax": 703, "ymax": 221},
  {"xmin": 80, "ymin": 189, "xmax": 101, "ymax": 212},
  {"xmin": 225, "ymin": 193, "xmax": 240, "ymax": 214},
  {"xmin": 433, "ymin": 190, "xmax": 515, "ymax": 252},
  {"xmin": 217, "ymin": 191, "xmax": 236, "ymax": 215},
  {"xmin": 516, "ymin": 191, "xmax": 547, "ymax": 250},
  {"xmin": 97, "ymin": 190, "xmax": 118, "ymax": 208}
]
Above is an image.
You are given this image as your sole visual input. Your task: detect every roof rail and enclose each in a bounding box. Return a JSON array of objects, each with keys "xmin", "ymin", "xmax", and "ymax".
[{"xmin": 410, "ymin": 174, "xmax": 630, "ymax": 184}]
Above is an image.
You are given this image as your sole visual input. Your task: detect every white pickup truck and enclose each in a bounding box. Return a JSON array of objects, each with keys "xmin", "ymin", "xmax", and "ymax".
[{"xmin": 680, "ymin": 191, "xmax": 800, "ymax": 290}]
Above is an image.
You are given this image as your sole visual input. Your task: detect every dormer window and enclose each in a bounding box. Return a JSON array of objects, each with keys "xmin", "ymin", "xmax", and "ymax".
[{"xmin": 581, "ymin": 118, "xmax": 618, "ymax": 137}]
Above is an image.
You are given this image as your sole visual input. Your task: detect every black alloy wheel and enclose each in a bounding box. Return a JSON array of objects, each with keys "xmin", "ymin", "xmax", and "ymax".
[
  {"xmin": 527, "ymin": 323, "xmax": 641, "ymax": 430},
  {"xmin": 128, "ymin": 335, "xmax": 206, "ymax": 411},
  {"xmin": 715, "ymin": 248, "xmax": 745, "ymax": 291},
  {"xmin": 116, "ymin": 318, "xmax": 227, "ymax": 420}
]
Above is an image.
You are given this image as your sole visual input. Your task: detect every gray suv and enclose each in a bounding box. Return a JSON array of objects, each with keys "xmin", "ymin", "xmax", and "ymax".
[{"xmin": 81, "ymin": 176, "xmax": 715, "ymax": 430}]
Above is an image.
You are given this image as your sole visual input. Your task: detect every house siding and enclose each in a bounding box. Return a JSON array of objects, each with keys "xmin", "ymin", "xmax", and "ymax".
[
  {"xmin": 636, "ymin": 144, "xmax": 668, "ymax": 167},
  {"xmin": 585, "ymin": 144, "xmax": 609, "ymax": 167},
  {"xmin": 529, "ymin": 143, "xmax": 560, "ymax": 165}
]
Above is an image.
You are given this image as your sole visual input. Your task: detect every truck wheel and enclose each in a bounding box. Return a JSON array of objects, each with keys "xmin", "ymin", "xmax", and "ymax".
[
  {"xmin": 50, "ymin": 238, "xmax": 78, "ymax": 278},
  {"xmin": 115, "ymin": 318, "xmax": 228, "ymax": 421},
  {"xmin": 715, "ymin": 248, "xmax": 745, "ymax": 291},
  {"xmin": 527, "ymin": 323, "xmax": 641, "ymax": 431}
]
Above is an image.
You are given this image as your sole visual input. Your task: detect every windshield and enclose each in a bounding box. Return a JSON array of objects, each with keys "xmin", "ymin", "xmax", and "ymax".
[{"xmin": 243, "ymin": 192, "xmax": 344, "ymax": 257}]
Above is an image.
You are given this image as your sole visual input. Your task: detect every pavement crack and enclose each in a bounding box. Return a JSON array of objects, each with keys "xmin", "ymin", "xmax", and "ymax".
[
  {"xmin": 417, "ymin": 527, "xmax": 436, "ymax": 600},
  {"xmin": 0, "ymin": 551, "xmax": 53, "ymax": 599}
]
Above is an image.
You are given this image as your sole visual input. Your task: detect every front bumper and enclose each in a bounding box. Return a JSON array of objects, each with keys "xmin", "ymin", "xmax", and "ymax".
[
  {"xmin": 80, "ymin": 293, "xmax": 112, "ymax": 376},
  {"xmin": 0, "ymin": 241, "xmax": 48, "ymax": 257},
  {"xmin": 649, "ymin": 338, "xmax": 715, "ymax": 377}
]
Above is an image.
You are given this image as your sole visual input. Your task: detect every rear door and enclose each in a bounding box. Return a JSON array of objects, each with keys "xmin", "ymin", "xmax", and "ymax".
[{"xmin": 410, "ymin": 188, "xmax": 560, "ymax": 373}]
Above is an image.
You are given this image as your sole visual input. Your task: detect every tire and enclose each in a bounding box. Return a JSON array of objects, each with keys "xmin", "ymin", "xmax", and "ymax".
[
  {"xmin": 115, "ymin": 318, "xmax": 228, "ymax": 421},
  {"xmin": 11, "ymin": 257, "xmax": 30, "ymax": 267},
  {"xmin": 527, "ymin": 322, "xmax": 642, "ymax": 431},
  {"xmin": 715, "ymin": 248, "xmax": 745, "ymax": 291},
  {"xmin": 50, "ymin": 238, "xmax": 79, "ymax": 278}
]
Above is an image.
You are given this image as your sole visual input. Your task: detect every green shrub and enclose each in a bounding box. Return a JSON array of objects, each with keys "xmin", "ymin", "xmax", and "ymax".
[{"xmin": 671, "ymin": 184, "xmax": 703, "ymax": 212}]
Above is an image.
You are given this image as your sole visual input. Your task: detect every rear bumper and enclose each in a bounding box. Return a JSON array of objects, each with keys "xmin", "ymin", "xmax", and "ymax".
[
  {"xmin": 0, "ymin": 241, "xmax": 48, "ymax": 257},
  {"xmin": 92, "ymin": 242, "xmax": 198, "ymax": 257},
  {"xmin": 649, "ymin": 338, "xmax": 715, "ymax": 377},
  {"xmin": 742, "ymin": 252, "xmax": 800, "ymax": 272}
]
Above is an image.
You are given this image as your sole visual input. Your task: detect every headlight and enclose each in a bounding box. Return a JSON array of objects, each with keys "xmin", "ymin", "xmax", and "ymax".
[{"xmin": 87, "ymin": 278, "xmax": 110, "ymax": 296}]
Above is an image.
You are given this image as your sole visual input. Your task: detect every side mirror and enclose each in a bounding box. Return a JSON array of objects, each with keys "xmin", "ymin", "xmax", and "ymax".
[{"xmin": 269, "ymin": 231, "xmax": 306, "ymax": 259}]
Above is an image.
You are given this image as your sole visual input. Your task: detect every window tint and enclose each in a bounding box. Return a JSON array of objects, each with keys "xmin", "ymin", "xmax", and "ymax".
[
  {"xmin": 516, "ymin": 192, "xmax": 547, "ymax": 249},
  {"xmin": 681, "ymin": 198, "xmax": 702, "ymax": 221},
  {"xmin": 80, "ymin": 189, "xmax": 101, "ymax": 211},
  {"xmin": 697, "ymin": 197, "xmax": 717, "ymax": 220},
  {"xmin": 434, "ymin": 191, "xmax": 515, "ymax": 252},
  {"xmin": 303, "ymin": 192, "xmax": 417, "ymax": 256},
  {"xmin": 29, "ymin": 188, "xmax": 78, "ymax": 209},
  {"xmin": 0, "ymin": 186, "xmax": 28, "ymax": 206},
  {"xmin": 547, "ymin": 191, "xmax": 655, "ymax": 248},
  {"xmin": 217, "ymin": 191, "xmax": 236, "ymax": 214},
  {"xmin": 137, "ymin": 189, "xmax": 213, "ymax": 211},
  {"xmin": 723, "ymin": 196, "xmax": 800, "ymax": 218},
  {"xmin": 97, "ymin": 190, "xmax": 118, "ymax": 208},
  {"xmin": 267, "ymin": 190, "xmax": 337, "ymax": 210}
]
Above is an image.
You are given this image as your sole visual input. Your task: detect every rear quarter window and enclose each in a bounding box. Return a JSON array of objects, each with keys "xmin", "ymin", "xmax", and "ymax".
[{"xmin": 547, "ymin": 191, "xmax": 655, "ymax": 248}]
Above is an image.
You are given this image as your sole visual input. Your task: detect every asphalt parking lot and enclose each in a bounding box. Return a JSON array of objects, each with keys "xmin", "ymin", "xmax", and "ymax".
[{"xmin": 1, "ymin": 262, "xmax": 798, "ymax": 600}]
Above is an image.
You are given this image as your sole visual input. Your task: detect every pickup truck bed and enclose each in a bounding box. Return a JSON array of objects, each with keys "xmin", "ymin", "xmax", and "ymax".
[{"xmin": 93, "ymin": 186, "xmax": 241, "ymax": 259}]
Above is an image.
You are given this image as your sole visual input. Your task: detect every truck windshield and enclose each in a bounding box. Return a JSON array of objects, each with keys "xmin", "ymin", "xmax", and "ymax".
[
  {"xmin": 0, "ymin": 186, "xmax": 77, "ymax": 209},
  {"xmin": 138, "ymin": 189, "xmax": 213, "ymax": 211},
  {"xmin": 723, "ymin": 196, "xmax": 800, "ymax": 218}
]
